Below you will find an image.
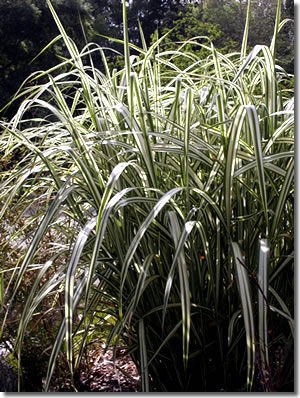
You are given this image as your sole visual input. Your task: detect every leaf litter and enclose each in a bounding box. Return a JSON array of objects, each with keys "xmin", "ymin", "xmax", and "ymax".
[{"xmin": 49, "ymin": 344, "xmax": 141, "ymax": 392}]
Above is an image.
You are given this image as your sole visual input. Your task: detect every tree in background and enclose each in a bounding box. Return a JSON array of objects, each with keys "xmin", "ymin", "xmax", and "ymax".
[
  {"xmin": 156, "ymin": 2, "xmax": 224, "ymax": 65},
  {"xmin": 0, "ymin": 0, "xmax": 294, "ymax": 117},
  {"xmin": 0, "ymin": 0, "xmax": 95, "ymax": 116},
  {"xmin": 128, "ymin": 0, "xmax": 184, "ymax": 44},
  {"xmin": 202, "ymin": 0, "xmax": 243, "ymax": 51},
  {"xmin": 276, "ymin": 0, "xmax": 294, "ymax": 73},
  {"xmin": 158, "ymin": 0, "xmax": 293, "ymax": 72}
]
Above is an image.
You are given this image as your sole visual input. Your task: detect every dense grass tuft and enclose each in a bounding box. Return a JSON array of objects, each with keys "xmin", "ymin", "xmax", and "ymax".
[{"xmin": 0, "ymin": 0, "xmax": 294, "ymax": 392}]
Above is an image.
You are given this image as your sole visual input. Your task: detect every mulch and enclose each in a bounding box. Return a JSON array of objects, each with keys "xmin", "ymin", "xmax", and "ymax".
[{"xmin": 51, "ymin": 345, "xmax": 141, "ymax": 392}]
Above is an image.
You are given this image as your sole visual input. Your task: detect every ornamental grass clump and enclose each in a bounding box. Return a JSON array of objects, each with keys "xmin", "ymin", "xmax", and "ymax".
[{"xmin": 0, "ymin": 0, "xmax": 294, "ymax": 392}]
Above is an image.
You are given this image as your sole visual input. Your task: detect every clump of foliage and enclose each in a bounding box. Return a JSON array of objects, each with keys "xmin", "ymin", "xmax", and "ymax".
[{"xmin": 0, "ymin": 0, "xmax": 294, "ymax": 392}]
